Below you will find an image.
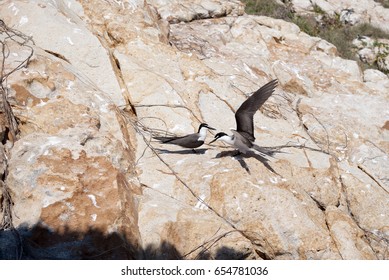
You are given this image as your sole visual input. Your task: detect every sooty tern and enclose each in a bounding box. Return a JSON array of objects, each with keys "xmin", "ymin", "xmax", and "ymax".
[
  {"xmin": 209, "ymin": 79, "xmax": 278, "ymax": 156},
  {"xmin": 155, "ymin": 123, "xmax": 216, "ymax": 150}
]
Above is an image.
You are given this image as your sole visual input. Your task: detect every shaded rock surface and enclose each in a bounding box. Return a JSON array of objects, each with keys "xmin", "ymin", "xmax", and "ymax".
[{"xmin": 0, "ymin": 0, "xmax": 388, "ymax": 259}]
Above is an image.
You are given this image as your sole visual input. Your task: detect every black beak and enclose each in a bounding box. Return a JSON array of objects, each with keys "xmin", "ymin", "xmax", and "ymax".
[
  {"xmin": 209, "ymin": 138, "xmax": 218, "ymax": 144},
  {"xmin": 207, "ymin": 126, "xmax": 216, "ymax": 130}
]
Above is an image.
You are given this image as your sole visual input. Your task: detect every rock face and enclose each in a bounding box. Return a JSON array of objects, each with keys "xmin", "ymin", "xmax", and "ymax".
[
  {"xmin": 353, "ymin": 36, "xmax": 389, "ymax": 73},
  {"xmin": 290, "ymin": 0, "xmax": 389, "ymax": 33},
  {"xmin": 0, "ymin": 2, "xmax": 141, "ymax": 259},
  {"xmin": 0, "ymin": 0, "xmax": 388, "ymax": 259},
  {"xmin": 149, "ymin": 0, "xmax": 245, "ymax": 23}
]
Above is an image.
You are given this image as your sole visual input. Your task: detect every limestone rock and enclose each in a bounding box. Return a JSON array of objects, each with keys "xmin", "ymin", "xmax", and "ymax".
[
  {"xmin": 363, "ymin": 68, "xmax": 389, "ymax": 83},
  {"xmin": 352, "ymin": 36, "xmax": 375, "ymax": 49},
  {"xmin": 325, "ymin": 206, "xmax": 377, "ymax": 259},
  {"xmin": 377, "ymin": 52, "xmax": 389, "ymax": 73},
  {"xmin": 353, "ymin": 36, "xmax": 389, "ymax": 73},
  {"xmin": 339, "ymin": 168, "xmax": 389, "ymax": 259},
  {"xmin": 1, "ymin": 0, "xmax": 125, "ymax": 106},
  {"xmin": 339, "ymin": 9, "xmax": 361, "ymax": 25},
  {"xmin": 358, "ymin": 48, "xmax": 377, "ymax": 65},
  {"xmin": 1, "ymin": 0, "xmax": 388, "ymax": 260},
  {"xmin": 0, "ymin": 24, "xmax": 141, "ymax": 259},
  {"xmin": 291, "ymin": 0, "xmax": 389, "ymax": 33},
  {"xmin": 150, "ymin": 0, "xmax": 245, "ymax": 23},
  {"xmin": 129, "ymin": 4, "xmax": 387, "ymax": 259}
]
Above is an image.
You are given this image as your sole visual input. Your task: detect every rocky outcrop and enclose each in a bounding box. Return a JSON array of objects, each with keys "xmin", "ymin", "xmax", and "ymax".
[
  {"xmin": 149, "ymin": 0, "xmax": 245, "ymax": 23},
  {"xmin": 352, "ymin": 36, "xmax": 389, "ymax": 73},
  {"xmin": 289, "ymin": 0, "xmax": 389, "ymax": 74},
  {"xmin": 0, "ymin": 4, "xmax": 141, "ymax": 258},
  {"xmin": 290, "ymin": 0, "xmax": 389, "ymax": 33},
  {"xmin": 0, "ymin": 0, "xmax": 388, "ymax": 259}
]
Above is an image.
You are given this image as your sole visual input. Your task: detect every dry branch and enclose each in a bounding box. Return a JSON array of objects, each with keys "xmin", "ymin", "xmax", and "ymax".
[
  {"xmin": 0, "ymin": 19, "xmax": 34, "ymax": 144},
  {"xmin": 0, "ymin": 20, "xmax": 33, "ymax": 253}
]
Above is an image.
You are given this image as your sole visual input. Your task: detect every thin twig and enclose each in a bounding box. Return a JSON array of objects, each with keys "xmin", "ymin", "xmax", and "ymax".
[
  {"xmin": 295, "ymin": 98, "xmax": 332, "ymax": 154},
  {"xmin": 132, "ymin": 103, "xmax": 202, "ymax": 123},
  {"xmin": 123, "ymin": 112, "xmax": 246, "ymax": 231},
  {"xmin": 183, "ymin": 229, "xmax": 239, "ymax": 259},
  {"xmin": 0, "ymin": 19, "xmax": 34, "ymax": 259},
  {"xmin": 357, "ymin": 164, "xmax": 389, "ymax": 195}
]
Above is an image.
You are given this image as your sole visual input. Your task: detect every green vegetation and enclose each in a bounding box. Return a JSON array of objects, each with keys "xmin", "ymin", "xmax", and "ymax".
[
  {"xmin": 311, "ymin": 2, "xmax": 326, "ymax": 15},
  {"xmin": 318, "ymin": 21, "xmax": 389, "ymax": 61},
  {"xmin": 242, "ymin": 0, "xmax": 293, "ymax": 20},
  {"xmin": 244, "ymin": 0, "xmax": 293, "ymax": 19},
  {"xmin": 241, "ymin": 0, "xmax": 389, "ymax": 71},
  {"xmin": 374, "ymin": 0, "xmax": 389, "ymax": 8}
]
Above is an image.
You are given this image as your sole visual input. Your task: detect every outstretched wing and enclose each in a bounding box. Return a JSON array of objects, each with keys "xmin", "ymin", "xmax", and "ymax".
[{"xmin": 235, "ymin": 79, "xmax": 278, "ymax": 141}]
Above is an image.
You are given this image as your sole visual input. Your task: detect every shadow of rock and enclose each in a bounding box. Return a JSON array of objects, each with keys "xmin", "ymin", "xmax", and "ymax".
[
  {"xmin": 0, "ymin": 223, "xmax": 142, "ymax": 260},
  {"xmin": 213, "ymin": 246, "xmax": 253, "ymax": 260},
  {"xmin": 143, "ymin": 241, "xmax": 182, "ymax": 260},
  {"xmin": 155, "ymin": 148, "xmax": 208, "ymax": 155},
  {"xmin": 0, "ymin": 224, "xmax": 253, "ymax": 260}
]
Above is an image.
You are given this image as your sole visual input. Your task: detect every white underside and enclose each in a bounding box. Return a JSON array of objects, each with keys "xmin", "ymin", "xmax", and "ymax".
[
  {"xmin": 218, "ymin": 135, "xmax": 236, "ymax": 145},
  {"xmin": 197, "ymin": 127, "xmax": 209, "ymax": 141},
  {"xmin": 219, "ymin": 134, "xmax": 273, "ymax": 158}
]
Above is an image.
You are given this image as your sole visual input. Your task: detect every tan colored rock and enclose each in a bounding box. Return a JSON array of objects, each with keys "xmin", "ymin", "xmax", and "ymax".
[
  {"xmin": 358, "ymin": 48, "xmax": 377, "ymax": 65},
  {"xmin": 338, "ymin": 168, "xmax": 389, "ymax": 259},
  {"xmin": 1, "ymin": 0, "xmax": 388, "ymax": 260},
  {"xmin": 326, "ymin": 206, "xmax": 377, "ymax": 259},
  {"xmin": 377, "ymin": 53, "xmax": 389, "ymax": 73},
  {"xmin": 119, "ymin": 1, "xmax": 387, "ymax": 259},
  {"xmin": 1, "ymin": 0, "xmax": 125, "ymax": 106},
  {"xmin": 1, "ymin": 37, "xmax": 141, "ymax": 258},
  {"xmin": 339, "ymin": 8, "xmax": 362, "ymax": 25},
  {"xmin": 353, "ymin": 36, "xmax": 389, "ymax": 73},
  {"xmin": 291, "ymin": 0, "xmax": 389, "ymax": 33},
  {"xmin": 150, "ymin": 0, "xmax": 245, "ymax": 23},
  {"xmin": 130, "ymin": 5, "xmax": 387, "ymax": 259}
]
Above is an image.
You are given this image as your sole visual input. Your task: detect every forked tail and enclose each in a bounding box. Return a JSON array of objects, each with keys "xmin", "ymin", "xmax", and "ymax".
[
  {"xmin": 153, "ymin": 136, "xmax": 176, "ymax": 143},
  {"xmin": 252, "ymin": 144, "xmax": 278, "ymax": 160}
]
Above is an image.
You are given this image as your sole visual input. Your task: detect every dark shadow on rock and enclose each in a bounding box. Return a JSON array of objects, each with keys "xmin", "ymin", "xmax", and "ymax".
[
  {"xmin": 215, "ymin": 150, "xmax": 252, "ymax": 174},
  {"xmin": 213, "ymin": 142, "xmax": 327, "ymax": 175},
  {"xmin": 213, "ymin": 246, "xmax": 253, "ymax": 260},
  {"xmin": 143, "ymin": 241, "xmax": 182, "ymax": 260},
  {"xmin": 0, "ymin": 224, "xmax": 256, "ymax": 260},
  {"xmin": 155, "ymin": 148, "xmax": 208, "ymax": 155},
  {"xmin": 215, "ymin": 150, "xmax": 279, "ymax": 175},
  {"xmin": 0, "ymin": 223, "xmax": 142, "ymax": 260},
  {"xmin": 191, "ymin": 245, "xmax": 254, "ymax": 260}
]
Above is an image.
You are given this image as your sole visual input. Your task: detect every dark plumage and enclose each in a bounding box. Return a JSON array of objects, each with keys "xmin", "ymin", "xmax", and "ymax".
[
  {"xmin": 155, "ymin": 123, "xmax": 215, "ymax": 149},
  {"xmin": 210, "ymin": 79, "xmax": 278, "ymax": 155}
]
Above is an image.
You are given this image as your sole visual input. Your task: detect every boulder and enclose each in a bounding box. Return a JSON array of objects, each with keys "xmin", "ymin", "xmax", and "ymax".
[
  {"xmin": 291, "ymin": 0, "xmax": 389, "ymax": 33},
  {"xmin": 0, "ymin": 0, "xmax": 388, "ymax": 259}
]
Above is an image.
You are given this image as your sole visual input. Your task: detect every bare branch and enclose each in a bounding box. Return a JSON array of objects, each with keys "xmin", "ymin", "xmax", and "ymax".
[{"xmin": 0, "ymin": 20, "xmax": 34, "ymax": 258}]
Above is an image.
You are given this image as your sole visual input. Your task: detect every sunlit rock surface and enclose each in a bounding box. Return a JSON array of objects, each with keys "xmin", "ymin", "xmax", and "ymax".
[
  {"xmin": 291, "ymin": 0, "xmax": 389, "ymax": 33},
  {"xmin": 0, "ymin": 0, "xmax": 388, "ymax": 259}
]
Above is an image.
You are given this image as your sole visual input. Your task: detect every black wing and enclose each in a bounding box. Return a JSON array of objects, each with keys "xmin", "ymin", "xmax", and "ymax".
[
  {"xmin": 154, "ymin": 134, "xmax": 203, "ymax": 148},
  {"xmin": 235, "ymin": 79, "xmax": 278, "ymax": 141},
  {"xmin": 154, "ymin": 136, "xmax": 178, "ymax": 143}
]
